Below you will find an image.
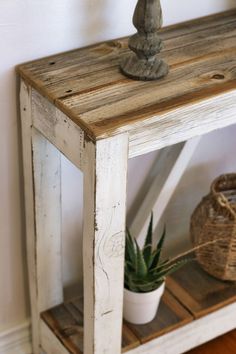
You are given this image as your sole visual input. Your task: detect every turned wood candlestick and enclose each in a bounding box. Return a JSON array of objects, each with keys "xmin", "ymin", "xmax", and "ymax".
[{"xmin": 121, "ymin": 0, "xmax": 169, "ymax": 81}]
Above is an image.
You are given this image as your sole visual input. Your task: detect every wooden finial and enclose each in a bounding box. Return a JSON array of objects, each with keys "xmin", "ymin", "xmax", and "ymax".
[{"xmin": 120, "ymin": 0, "xmax": 169, "ymax": 81}]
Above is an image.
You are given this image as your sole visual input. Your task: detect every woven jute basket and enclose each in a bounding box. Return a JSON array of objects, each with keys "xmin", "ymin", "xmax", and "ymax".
[{"xmin": 190, "ymin": 173, "xmax": 236, "ymax": 281}]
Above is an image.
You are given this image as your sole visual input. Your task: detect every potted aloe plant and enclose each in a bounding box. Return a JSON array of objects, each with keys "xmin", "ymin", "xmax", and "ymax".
[{"xmin": 124, "ymin": 213, "xmax": 191, "ymax": 324}]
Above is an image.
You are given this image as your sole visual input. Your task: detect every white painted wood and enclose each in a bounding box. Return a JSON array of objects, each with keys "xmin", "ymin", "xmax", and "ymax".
[
  {"xmin": 126, "ymin": 302, "xmax": 236, "ymax": 354},
  {"xmin": 40, "ymin": 321, "xmax": 68, "ymax": 354},
  {"xmin": 130, "ymin": 137, "xmax": 200, "ymax": 241},
  {"xmin": 20, "ymin": 80, "xmax": 41, "ymax": 353},
  {"xmin": 32, "ymin": 128, "xmax": 63, "ymax": 312},
  {"xmin": 0, "ymin": 321, "xmax": 31, "ymax": 354},
  {"xmin": 83, "ymin": 134, "xmax": 129, "ymax": 354},
  {"xmin": 129, "ymin": 90, "xmax": 236, "ymax": 157},
  {"xmin": 20, "ymin": 79, "xmax": 63, "ymax": 353},
  {"xmin": 32, "ymin": 90, "xmax": 84, "ymax": 171}
]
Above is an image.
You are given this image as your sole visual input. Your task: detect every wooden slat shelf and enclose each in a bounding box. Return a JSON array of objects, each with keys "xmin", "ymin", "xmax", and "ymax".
[
  {"xmin": 167, "ymin": 262, "xmax": 236, "ymax": 319},
  {"xmin": 41, "ymin": 263, "xmax": 236, "ymax": 354},
  {"xmin": 17, "ymin": 10, "xmax": 236, "ymax": 154}
]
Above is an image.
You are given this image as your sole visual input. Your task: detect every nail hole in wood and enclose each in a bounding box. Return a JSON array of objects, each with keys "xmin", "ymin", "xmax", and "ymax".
[
  {"xmin": 49, "ymin": 61, "xmax": 56, "ymax": 65},
  {"xmin": 212, "ymin": 74, "xmax": 225, "ymax": 80},
  {"xmin": 66, "ymin": 89, "xmax": 72, "ymax": 93}
]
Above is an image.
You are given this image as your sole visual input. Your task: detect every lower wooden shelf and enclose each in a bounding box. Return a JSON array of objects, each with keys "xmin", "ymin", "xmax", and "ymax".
[{"xmin": 41, "ymin": 263, "xmax": 236, "ymax": 354}]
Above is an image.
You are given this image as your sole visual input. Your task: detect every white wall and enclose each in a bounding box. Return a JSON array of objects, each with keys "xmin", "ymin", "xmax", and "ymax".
[{"xmin": 0, "ymin": 0, "xmax": 235, "ymax": 336}]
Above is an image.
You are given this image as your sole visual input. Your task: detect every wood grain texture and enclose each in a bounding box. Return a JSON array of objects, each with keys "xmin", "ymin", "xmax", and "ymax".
[
  {"xmin": 41, "ymin": 303, "xmax": 83, "ymax": 353},
  {"xmin": 127, "ymin": 302, "xmax": 236, "ymax": 354},
  {"xmin": 17, "ymin": 10, "xmax": 236, "ymax": 148},
  {"xmin": 32, "ymin": 89, "xmax": 84, "ymax": 172},
  {"xmin": 41, "ymin": 267, "xmax": 236, "ymax": 354},
  {"xmin": 167, "ymin": 262, "xmax": 236, "ymax": 319},
  {"xmin": 20, "ymin": 80, "xmax": 63, "ymax": 354},
  {"xmin": 41, "ymin": 320, "xmax": 70, "ymax": 354},
  {"xmin": 83, "ymin": 135, "xmax": 129, "ymax": 354},
  {"xmin": 32, "ymin": 129, "xmax": 63, "ymax": 313},
  {"xmin": 20, "ymin": 80, "xmax": 41, "ymax": 353},
  {"xmin": 41, "ymin": 289, "xmax": 192, "ymax": 353},
  {"xmin": 41, "ymin": 297, "xmax": 140, "ymax": 353}
]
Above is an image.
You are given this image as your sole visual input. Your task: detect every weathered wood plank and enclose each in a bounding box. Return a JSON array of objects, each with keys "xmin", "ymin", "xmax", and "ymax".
[
  {"xmin": 167, "ymin": 262, "xmax": 236, "ymax": 319},
  {"xmin": 16, "ymin": 11, "xmax": 236, "ymax": 144},
  {"xmin": 126, "ymin": 290, "xmax": 192, "ymax": 344},
  {"xmin": 41, "ymin": 301, "xmax": 236, "ymax": 354},
  {"xmin": 69, "ymin": 296, "xmax": 139, "ymax": 353},
  {"xmin": 20, "ymin": 80, "xmax": 63, "ymax": 354},
  {"xmin": 66, "ymin": 50, "xmax": 236, "ymax": 136},
  {"xmin": 32, "ymin": 90, "xmax": 84, "ymax": 171},
  {"xmin": 56, "ymin": 24, "xmax": 236, "ymax": 117},
  {"xmin": 129, "ymin": 88, "xmax": 236, "ymax": 157},
  {"xmin": 41, "ymin": 304, "xmax": 83, "ymax": 353},
  {"xmin": 122, "ymin": 326, "xmax": 140, "ymax": 353},
  {"xmin": 40, "ymin": 320, "xmax": 69, "ymax": 354},
  {"xmin": 41, "ymin": 296, "xmax": 140, "ymax": 353},
  {"xmin": 17, "ymin": 10, "xmax": 236, "ymax": 101},
  {"xmin": 126, "ymin": 302, "xmax": 236, "ymax": 354},
  {"xmin": 41, "ymin": 260, "xmax": 236, "ymax": 354},
  {"xmin": 32, "ymin": 129, "xmax": 63, "ymax": 314},
  {"xmin": 20, "ymin": 80, "xmax": 41, "ymax": 353},
  {"xmin": 52, "ymin": 46, "xmax": 236, "ymax": 150},
  {"xmin": 83, "ymin": 135, "xmax": 129, "ymax": 354}
]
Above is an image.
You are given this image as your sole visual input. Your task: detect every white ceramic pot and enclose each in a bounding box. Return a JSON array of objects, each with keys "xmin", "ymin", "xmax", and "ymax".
[{"xmin": 123, "ymin": 282, "xmax": 165, "ymax": 325}]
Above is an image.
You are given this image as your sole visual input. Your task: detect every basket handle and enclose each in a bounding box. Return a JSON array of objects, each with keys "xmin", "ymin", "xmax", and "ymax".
[
  {"xmin": 211, "ymin": 174, "xmax": 236, "ymax": 219},
  {"xmin": 215, "ymin": 193, "xmax": 236, "ymax": 218}
]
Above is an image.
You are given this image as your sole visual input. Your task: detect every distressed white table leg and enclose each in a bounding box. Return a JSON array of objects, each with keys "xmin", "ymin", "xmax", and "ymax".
[
  {"xmin": 20, "ymin": 80, "xmax": 63, "ymax": 354},
  {"xmin": 83, "ymin": 135, "xmax": 129, "ymax": 354}
]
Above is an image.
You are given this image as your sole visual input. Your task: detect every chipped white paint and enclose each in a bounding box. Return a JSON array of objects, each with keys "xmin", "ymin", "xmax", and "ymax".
[
  {"xmin": 83, "ymin": 134, "xmax": 129, "ymax": 354},
  {"xmin": 20, "ymin": 80, "xmax": 40, "ymax": 353},
  {"xmin": 20, "ymin": 80, "xmax": 63, "ymax": 354},
  {"xmin": 32, "ymin": 90, "xmax": 84, "ymax": 171},
  {"xmin": 131, "ymin": 137, "xmax": 200, "ymax": 241},
  {"xmin": 32, "ymin": 128, "xmax": 63, "ymax": 312},
  {"xmin": 129, "ymin": 90, "xmax": 236, "ymax": 157}
]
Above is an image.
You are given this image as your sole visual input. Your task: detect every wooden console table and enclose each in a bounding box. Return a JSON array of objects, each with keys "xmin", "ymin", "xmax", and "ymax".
[{"xmin": 18, "ymin": 10, "xmax": 236, "ymax": 354}]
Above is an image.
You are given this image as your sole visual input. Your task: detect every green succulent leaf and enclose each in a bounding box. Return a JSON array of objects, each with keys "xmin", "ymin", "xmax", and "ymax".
[
  {"xmin": 124, "ymin": 213, "xmax": 193, "ymax": 293},
  {"xmin": 125, "ymin": 228, "xmax": 137, "ymax": 268},
  {"xmin": 128, "ymin": 275, "xmax": 164, "ymax": 293},
  {"xmin": 125, "ymin": 260, "xmax": 136, "ymax": 274},
  {"xmin": 134, "ymin": 239, "xmax": 148, "ymax": 277},
  {"xmin": 154, "ymin": 258, "xmax": 192, "ymax": 280},
  {"xmin": 148, "ymin": 248, "xmax": 161, "ymax": 270},
  {"xmin": 149, "ymin": 259, "xmax": 170, "ymax": 274},
  {"xmin": 150, "ymin": 226, "xmax": 166, "ymax": 268},
  {"xmin": 143, "ymin": 212, "xmax": 153, "ymax": 266}
]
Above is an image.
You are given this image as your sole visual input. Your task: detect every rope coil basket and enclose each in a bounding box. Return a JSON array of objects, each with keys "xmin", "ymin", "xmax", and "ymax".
[{"xmin": 190, "ymin": 173, "xmax": 236, "ymax": 281}]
